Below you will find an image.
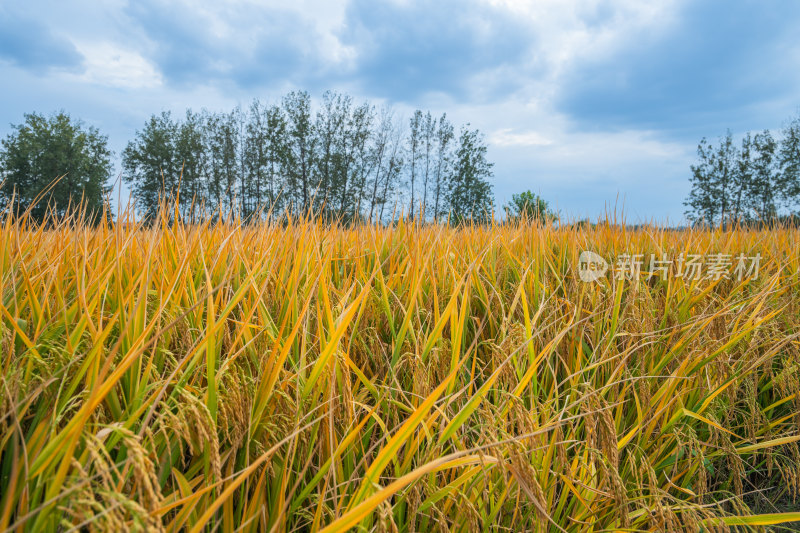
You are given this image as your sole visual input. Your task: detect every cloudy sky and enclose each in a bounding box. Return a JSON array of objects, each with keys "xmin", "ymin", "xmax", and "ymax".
[{"xmin": 1, "ymin": 0, "xmax": 799, "ymax": 223}]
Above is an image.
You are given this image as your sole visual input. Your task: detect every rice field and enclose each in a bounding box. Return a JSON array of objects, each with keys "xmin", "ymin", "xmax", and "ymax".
[{"xmin": 1, "ymin": 206, "xmax": 800, "ymax": 531}]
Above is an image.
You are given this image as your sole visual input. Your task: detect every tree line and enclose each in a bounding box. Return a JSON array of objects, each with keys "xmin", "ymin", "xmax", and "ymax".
[
  {"xmin": 122, "ymin": 91, "xmax": 494, "ymax": 223},
  {"xmin": 684, "ymin": 112, "xmax": 800, "ymax": 227},
  {"xmin": 0, "ymin": 91, "xmax": 496, "ymax": 224}
]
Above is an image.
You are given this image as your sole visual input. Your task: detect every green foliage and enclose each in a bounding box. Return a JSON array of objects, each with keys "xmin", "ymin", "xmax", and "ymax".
[
  {"xmin": 244, "ymin": 99, "xmax": 289, "ymax": 216},
  {"xmin": 779, "ymin": 112, "xmax": 800, "ymax": 207},
  {"xmin": 750, "ymin": 130, "xmax": 780, "ymax": 220},
  {"xmin": 504, "ymin": 190, "xmax": 555, "ymax": 222},
  {"xmin": 432, "ymin": 113, "xmax": 455, "ymax": 220},
  {"xmin": 205, "ymin": 108, "xmax": 240, "ymax": 214},
  {"xmin": 0, "ymin": 111, "xmax": 111, "ymax": 222},
  {"xmin": 283, "ymin": 90, "xmax": 315, "ymax": 213},
  {"xmin": 448, "ymin": 126, "xmax": 494, "ymax": 223},
  {"xmin": 685, "ymin": 111, "xmax": 800, "ymax": 227},
  {"xmin": 118, "ymin": 92, "xmax": 495, "ymax": 224},
  {"xmin": 122, "ymin": 111, "xmax": 180, "ymax": 221},
  {"xmin": 685, "ymin": 132, "xmax": 739, "ymax": 227},
  {"xmin": 175, "ymin": 110, "xmax": 207, "ymax": 220},
  {"xmin": 312, "ymin": 91, "xmax": 374, "ymax": 221}
]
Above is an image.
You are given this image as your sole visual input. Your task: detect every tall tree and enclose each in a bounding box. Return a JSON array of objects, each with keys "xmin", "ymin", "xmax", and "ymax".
[
  {"xmin": 379, "ymin": 118, "xmax": 405, "ymax": 223},
  {"xmin": 232, "ymin": 106, "xmax": 248, "ymax": 217},
  {"xmin": 448, "ymin": 126, "xmax": 494, "ymax": 223},
  {"xmin": 338, "ymin": 100, "xmax": 373, "ymax": 219},
  {"xmin": 222, "ymin": 110, "xmax": 241, "ymax": 214},
  {"xmin": 750, "ymin": 130, "xmax": 780, "ymax": 221},
  {"xmin": 1, "ymin": 112, "xmax": 112, "ymax": 222},
  {"xmin": 368, "ymin": 108, "xmax": 395, "ymax": 223},
  {"xmin": 244, "ymin": 99, "xmax": 290, "ymax": 216},
  {"xmin": 202, "ymin": 111, "xmax": 223, "ymax": 215},
  {"xmin": 204, "ymin": 111, "xmax": 239, "ymax": 215},
  {"xmin": 243, "ymin": 100, "xmax": 267, "ymax": 217},
  {"xmin": 420, "ymin": 111, "xmax": 435, "ymax": 219},
  {"xmin": 175, "ymin": 109, "xmax": 207, "ymax": 220},
  {"xmin": 263, "ymin": 103, "xmax": 290, "ymax": 214},
  {"xmin": 714, "ymin": 131, "xmax": 737, "ymax": 227},
  {"xmin": 314, "ymin": 91, "xmax": 349, "ymax": 215},
  {"xmin": 730, "ymin": 132, "xmax": 754, "ymax": 224},
  {"xmin": 779, "ymin": 113, "xmax": 800, "ymax": 213},
  {"xmin": 122, "ymin": 111, "xmax": 179, "ymax": 221},
  {"xmin": 283, "ymin": 91, "xmax": 315, "ymax": 214},
  {"xmin": 432, "ymin": 114, "xmax": 454, "ymax": 220},
  {"xmin": 407, "ymin": 110, "xmax": 422, "ymax": 218},
  {"xmin": 684, "ymin": 133, "xmax": 737, "ymax": 227}
]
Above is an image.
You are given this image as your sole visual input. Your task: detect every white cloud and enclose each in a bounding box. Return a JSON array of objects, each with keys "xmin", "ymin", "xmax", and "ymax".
[
  {"xmin": 160, "ymin": 0, "xmax": 356, "ymax": 68},
  {"xmin": 482, "ymin": 0, "xmax": 682, "ymax": 101},
  {"xmin": 489, "ymin": 128, "xmax": 552, "ymax": 147},
  {"xmin": 68, "ymin": 42, "xmax": 162, "ymax": 89}
]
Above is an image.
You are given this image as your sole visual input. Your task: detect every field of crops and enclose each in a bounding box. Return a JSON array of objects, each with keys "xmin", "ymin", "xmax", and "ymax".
[{"xmin": 1, "ymin": 207, "xmax": 800, "ymax": 531}]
